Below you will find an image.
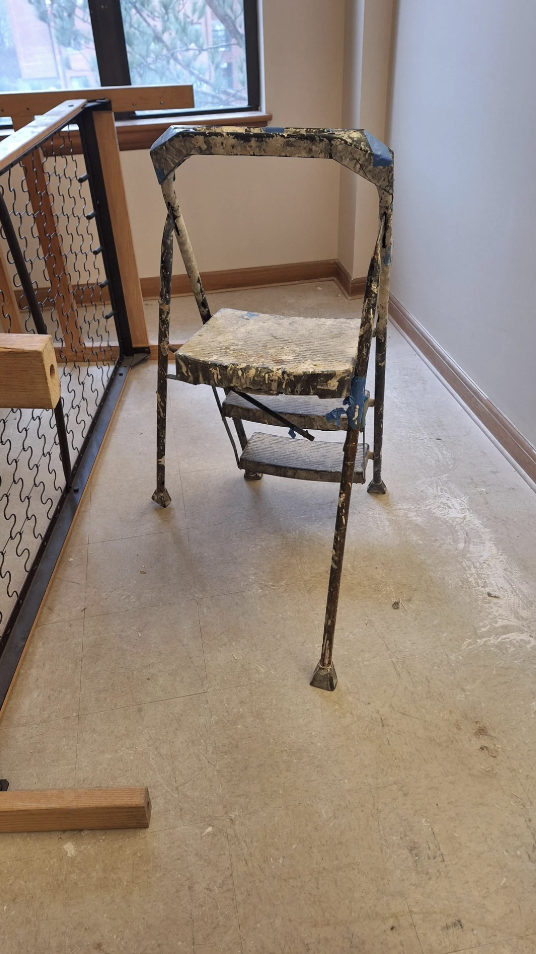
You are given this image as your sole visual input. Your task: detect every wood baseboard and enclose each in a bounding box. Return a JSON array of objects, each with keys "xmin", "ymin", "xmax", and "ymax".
[
  {"xmin": 140, "ymin": 260, "xmax": 367, "ymax": 301},
  {"xmin": 389, "ymin": 294, "xmax": 536, "ymax": 486},
  {"xmin": 53, "ymin": 345, "xmax": 119, "ymax": 363},
  {"xmin": 25, "ymin": 261, "xmax": 365, "ymax": 358},
  {"xmin": 333, "ymin": 260, "xmax": 367, "ymax": 299}
]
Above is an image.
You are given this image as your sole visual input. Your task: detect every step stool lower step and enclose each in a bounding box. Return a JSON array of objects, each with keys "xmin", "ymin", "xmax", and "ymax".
[
  {"xmin": 223, "ymin": 391, "xmax": 371, "ymax": 431},
  {"xmin": 239, "ymin": 432, "xmax": 369, "ymax": 482}
]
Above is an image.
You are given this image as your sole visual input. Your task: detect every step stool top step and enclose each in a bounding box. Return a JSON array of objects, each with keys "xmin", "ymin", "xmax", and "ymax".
[
  {"xmin": 240, "ymin": 432, "xmax": 368, "ymax": 483},
  {"xmin": 175, "ymin": 308, "xmax": 361, "ymax": 398}
]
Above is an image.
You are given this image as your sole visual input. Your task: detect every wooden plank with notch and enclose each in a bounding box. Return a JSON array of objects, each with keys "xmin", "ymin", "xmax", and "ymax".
[
  {"xmin": 0, "ymin": 100, "xmax": 86, "ymax": 174},
  {"xmin": 14, "ymin": 131, "xmax": 85, "ymax": 351},
  {"xmin": 0, "ymin": 787, "xmax": 151, "ymax": 832},
  {"xmin": 0, "ymin": 243, "xmax": 24, "ymax": 333},
  {"xmin": 0, "ymin": 333, "xmax": 60, "ymax": 408}
]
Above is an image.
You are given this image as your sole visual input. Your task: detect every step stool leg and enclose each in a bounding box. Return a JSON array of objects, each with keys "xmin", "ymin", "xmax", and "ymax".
[
  {"xmin": 367, "ymin": 329, "xmax": 387, "ymax": 495},
  {"xmin": 152, "ymin": 327, "xmax": 171, "ymax": 508},
  {"xmin": 152, "ymin": 216, "xmax": 173, "ymax": 508},
  {"xmin": 234, "ymin": 417, "xmax": 262, "ymax": 480},
  {"xmin": 311, "ymin": 427, "xmax": 359, "ymax": 691}
]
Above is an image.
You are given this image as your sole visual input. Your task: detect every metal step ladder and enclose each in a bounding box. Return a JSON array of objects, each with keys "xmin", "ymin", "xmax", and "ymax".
[{"xmin": 150, "ymin": 125, "xmax": 393, "ymax": 691}]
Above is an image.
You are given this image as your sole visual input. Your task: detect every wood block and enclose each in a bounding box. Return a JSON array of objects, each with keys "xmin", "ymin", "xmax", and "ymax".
[
  {"xmin": 0, "ymin": 333, "xmax": 60, "ymax": 408},
  {"xmin": 0, "ymin": 787, "xmax": 151, "ymax": 833}
]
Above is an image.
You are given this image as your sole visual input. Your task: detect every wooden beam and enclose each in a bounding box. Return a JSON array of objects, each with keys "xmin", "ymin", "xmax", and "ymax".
[
  {"xmin": 0, "ymin": 100, "xmax": 86, "ymax": 175},
  {"xmin": 0, "ymin": 244, "xmax": 24, "ymax": 333},
  {"xmin": 92, "ymin": 109, "xmax": 149, "ymax": 348},
  {"xmin": 0, "ymin": 787, "xmax": 151, "ymax": 832},
  {"xmin": 21, "ymin": 111, "xmax": 273, "ymax": 155},
  {"xmin": 0, "ymin": 86, "xmax": 193, "ymax": 124},
  {"xmin": 0, "ymin": 333, "xmax": 60, "ymax": 408},
  {"xmin": 53, "ymin": 343, "xmax": 119, "ymax": 363}
]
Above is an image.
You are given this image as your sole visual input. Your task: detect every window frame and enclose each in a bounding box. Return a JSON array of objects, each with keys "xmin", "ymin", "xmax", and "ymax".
[
  {"xmin": 0, "ymin": 0, "xmax": 266, "ymax": 149},
  {"xmin": 86, "ymin": 0, "xmax": 261, "ymax": 116}
]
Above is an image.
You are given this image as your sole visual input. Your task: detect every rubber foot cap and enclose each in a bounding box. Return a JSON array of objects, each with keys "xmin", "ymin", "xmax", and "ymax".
[
  {"xmin": 367, "ymin": 480, "xmax": 387, "ymax": 495},
  {"xmin": 244, "ymin": 472, "xmax": 263, "ymax": 481},
  {"xmin": 152, "ymin": 488, "xmax": 172, "ymax": 508},
  {"xmin": 310, "ymin": 662, "xmax": 338, "ymax": 691}
]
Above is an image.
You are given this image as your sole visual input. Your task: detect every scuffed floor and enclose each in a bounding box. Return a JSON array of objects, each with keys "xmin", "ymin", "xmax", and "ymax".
[{"xmin": 1, "ymin": 281, "xmax": 536, "ymax": 953}]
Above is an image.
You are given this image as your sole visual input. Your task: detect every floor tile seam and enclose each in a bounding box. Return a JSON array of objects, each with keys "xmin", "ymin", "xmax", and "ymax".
[
  {"xmin": 438, "ymin": 936, "xmax": 534, "ymax": 954},
  {"xmin": 184, "ymin": 514, "xmax": 310, "ymax": 535},
  {"xmin": 82, "ymin": 569, "xmax": 197, "ymax": 603},
  {"xmin": 77, "ymin": 688, "xmax": 212, "ymax": 719},
  {"xmin": 0, "ymin": 713, "xmax": 81, "ymax": 735},
  {"xmin": 232, "ymin": 873, "xmax": 411, "ymax": 915},
  {"xmin": 86, "ymin": 526, "xmax": 192, "ymax": 551},
  {"xmin": 204, "ymin": 667, "xmax": 330, "ymax": 698},
  {"xmin": 352, "ymin": 767, "xmax": 490, "ymax": 798},
  {"xmin": 194, "ymin": 600, "xmax": 218, "ymax": 752},
  {"xmin": 190, "ymin": 570, "xmax": 316, "ymax": 605},
  {"xmin": 221, "ymin": 783, "xmax": 379, "ymax": 823},
  {"xmin": 73, "ymin": 610, "xmax": 85, "ymax": 773},
  {"xmin": 78, "ymin": 650, "xmax": 207, "ymax": 674},
  {"xmin": 85, "ymin": 604, "xmax": 205, "ymax": 636},
  {"xmin": 48, "ymin": 572, "xmax": 88, "ymax": 594},
  {"xmin": 404, "ymin": 899, "xmax": 425, "ymax": 954},
  {"xmin": 219, "ymin": 810, "xmax": 247, "ymax": 954},
  {"xmin": 171, "ymin": 444, "xmax": 192, "ymax": 524},
  {"xmin": 180, "ymin": 597, "xmax": 211, "ymax": 738},
  {"xmin": 86, "ymin": 525, "xmax": 189, "ymax": 547}
]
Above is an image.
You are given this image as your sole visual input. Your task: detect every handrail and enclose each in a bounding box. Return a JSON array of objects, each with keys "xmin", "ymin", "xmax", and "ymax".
[
  {"xmin": 0, "ymin": 100, "xmax": 86, "ymax": 175},
  {"xmin": 0, "ymin": 85, "xmax": 194, "ymax": 123}
]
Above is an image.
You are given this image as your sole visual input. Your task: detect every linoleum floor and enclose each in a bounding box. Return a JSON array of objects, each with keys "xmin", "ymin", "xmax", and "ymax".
[{"xmin": 1, "ymin": 281, "xmax": 536, "ymax": 954}]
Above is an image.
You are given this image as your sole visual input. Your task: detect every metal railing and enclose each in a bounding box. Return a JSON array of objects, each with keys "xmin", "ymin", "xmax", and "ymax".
[{"xmin": 0, "ymin": 99, "xmax": 145, "ymax": 706}]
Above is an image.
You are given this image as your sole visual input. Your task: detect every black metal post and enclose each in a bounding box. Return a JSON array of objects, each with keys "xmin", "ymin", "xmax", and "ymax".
[
  {"xmin": 244, "ymin": 0, "xmax": 261, "ymax": 110},
  {"xmin": 152, "ymin": 213, "xmax": 174, "ymax": 508},
  {"xmin": 77, "ymin": 102, "xmax": 136, "ymax": 357},
  {"xmin": 0, "ymin": 190, "xmax": 72, "ymax": 488},
  {"xmin": 368, "ymin": 331, "xmax": 387, "ymax": 494},
  {"xmin": 231, "ymin": 412, "xmax": 261, "ymax": 480},
  {"xmin": 367, "ymin": 212, "xmax": 391, "ymax": 496},
  {"xmin": 87, "ymin": 0, "xmax": 132, "ymax": 88},
  {"xmin": 310, "ymin": 427, "xmax": 359, "ymax": 691}
]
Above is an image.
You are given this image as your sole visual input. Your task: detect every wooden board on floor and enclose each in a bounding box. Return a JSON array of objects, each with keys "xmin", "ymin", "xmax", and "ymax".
[{"xmin": 0, "ymin": 787, "xmax": 151, "ymax": 832}]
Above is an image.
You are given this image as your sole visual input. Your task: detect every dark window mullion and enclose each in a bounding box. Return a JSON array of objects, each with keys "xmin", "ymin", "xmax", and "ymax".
[
  {"xmin": 88, "ymin": 0, "xmax": 132, "ymax": 88},
  {"xmin": 243, "ymin": 0, "xmax": 261, "ymax": 110}
]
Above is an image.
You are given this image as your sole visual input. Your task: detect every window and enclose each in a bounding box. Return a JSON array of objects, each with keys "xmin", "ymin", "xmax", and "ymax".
[{"xmin": 0, "ymin": 0, "xmax": 260, "ymax": 114}]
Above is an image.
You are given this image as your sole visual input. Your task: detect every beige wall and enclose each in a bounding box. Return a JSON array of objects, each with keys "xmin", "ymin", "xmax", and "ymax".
[
  {"xmin": 122, "ymin": 0, "xmax": 346, "ymax": 279},
  {"xmin": 122, "ymin": 0, "xmax": 536, "ymax": 452},
  {"xmin": 337, "ymin": 0, "xmax": 395, "ymax": 278},
  {"xmin": 389, "ymin": 0, "xmax": 536, "ymax": 446}
]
